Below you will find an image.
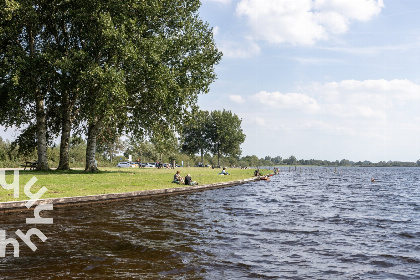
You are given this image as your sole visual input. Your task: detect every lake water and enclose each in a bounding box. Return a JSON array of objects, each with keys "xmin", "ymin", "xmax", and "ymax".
[{"xmin": 1, "ymin": 167, "xmax": 419, "ymax": 279}]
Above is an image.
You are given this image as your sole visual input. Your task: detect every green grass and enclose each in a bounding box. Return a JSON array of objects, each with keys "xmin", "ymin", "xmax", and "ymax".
[{"xmin": 0, "ymin": 167, "xmax": 269, "ymax": 202}]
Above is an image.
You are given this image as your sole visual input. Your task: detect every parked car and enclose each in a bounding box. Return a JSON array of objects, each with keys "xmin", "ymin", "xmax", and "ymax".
[
  {"xmin": 117, "ymin": 162, "xmax": 137, "ymax": 168},
  {"xmin": 144, "ymin": 163, "xmax": 155, "ymax": 168}
]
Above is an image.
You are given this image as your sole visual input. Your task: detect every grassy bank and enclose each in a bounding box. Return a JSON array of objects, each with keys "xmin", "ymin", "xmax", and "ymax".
[{"xmin": 0, "ymin": 167, "xmax": 269, "ymax": 202}]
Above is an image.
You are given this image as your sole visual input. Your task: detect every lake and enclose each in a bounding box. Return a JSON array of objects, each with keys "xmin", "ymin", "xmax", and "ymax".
[{"xmin": 1, "ymin": 167, "xmax": 419, "ymax": 279}]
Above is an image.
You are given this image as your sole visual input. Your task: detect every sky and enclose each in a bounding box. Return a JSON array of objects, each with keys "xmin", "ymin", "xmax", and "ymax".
[
  {"xmin": 1, "ymin": 0, "xmax": 420, "ymax": 163},
  {"xmin": 196, "ymin": 0, "xmax": 420, "ymax": 162}
]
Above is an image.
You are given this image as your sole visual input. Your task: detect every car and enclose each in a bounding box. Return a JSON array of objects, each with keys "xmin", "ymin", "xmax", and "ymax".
[
  {"xmin": 145, "ymin": 163, "xmax": 155, "ymax": 168},
  {"xmin": 117, "ymin": 162, "xmax": 137, "ymax": 168}
]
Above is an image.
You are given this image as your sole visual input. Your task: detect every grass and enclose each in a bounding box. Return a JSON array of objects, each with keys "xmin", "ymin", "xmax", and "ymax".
[{"xmin": 0, "ymin": 167, "xmax": 269, "ymax": 202}]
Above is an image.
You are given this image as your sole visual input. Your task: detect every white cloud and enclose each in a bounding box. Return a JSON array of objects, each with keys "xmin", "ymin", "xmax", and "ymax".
[
  {"xmin": 212, "ymin": 26, "xmax": 220, "ymax": 36},
  {"xmin": 219, "ymin": 40, "xmax": 261, "ymax": 58},
  {"xmin": 236, "ymin": 0, "xmax": 384, "ymax": 45},
  {"xmin": 253, "ymin": 91, "xmax": 320, "ymax": 112},
  {"xmin": 315, "ymin": 79, "xmax": 420, "ymax": 105},
  {"xmin": 300, "ymin": 79, "xmax": 420, "ymax": 121},
  {"xmin": 247, "ymin": 79, "xmax": 420, "ymax": 136},
  {"xmin": 229, "ymin": 94, "xmax": 246, "ymax": 104},
  {"xmin": 313, "ymin": 0, "xmax": 384, "ymax": 22},
  {"xmin": 290, "ymin": 56, "xmax": 342, "ymax": 64},
  {"xmin": 320, "ymin": 42, "xmax": 420, "ymax": 55}
]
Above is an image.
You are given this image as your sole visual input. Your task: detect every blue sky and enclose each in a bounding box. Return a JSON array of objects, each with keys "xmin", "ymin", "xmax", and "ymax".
[
  {"xmin": 196, "ymin": 0, "xmax": 420, "ymax": 162},
  {"xmin": 1, "ymin": 0, "xmax": 420, "ymax": 163}
]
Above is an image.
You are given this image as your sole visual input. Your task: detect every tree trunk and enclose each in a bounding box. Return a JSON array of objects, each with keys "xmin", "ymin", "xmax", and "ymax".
[
  {"xmin": 35, "ymin": 94, "xmax": 49, "ymax": 171},
  {"xmin": 217, "ymin": 146, "xmax": 220, "ymax": 168},
  {"xmin": 57, "ymin": 92, "xmax": 71, "ymax": 170},
  {"xmin": 85, "ymin": 123, "xmax": 98, "ymax": 172},
  {"xmin": 84, "ymin": 122, "xmax": 99, "ymax": 172},
  {"xmin": 29, "ymin": 26, "xmax": 49, "ymax": 171},
  {"xmin": 200, "ymin": 148, "xmax": 204, "ymax": 167}
]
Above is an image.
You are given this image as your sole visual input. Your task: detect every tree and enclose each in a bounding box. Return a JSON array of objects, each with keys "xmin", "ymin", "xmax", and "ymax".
[
  {"xmin": 207, "ymin": 110, "xmax": 246, "ymax": 167},
  {"xmin": 0, "ymin": 0, "xmax": 60, "ymax": 170},
  {"xmin": 1, "ymin": 0, "xmax": 221, "ymax": 172},
  {"xmin": 272, "ymin": 156, "xmax": 282, "ymax": 165},
  {"xmin": 181, "ymin": 110, "xmax": 211, "ymax": 165},
  {"xmin": 240, "ymin": 155, "xmax": 260, "ymax": 167},
  {"xmin": 78, "ymin": 0, "xmax": 221, "ymax": 171},
  {"xmin": 286, "ymin": 155, "xmax": 297, "ymax": 165}
]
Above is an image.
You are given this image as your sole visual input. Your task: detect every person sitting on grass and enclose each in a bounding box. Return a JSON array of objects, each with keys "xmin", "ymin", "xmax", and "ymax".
[
  {"xmin": 172, "ymin": 170, "xmax": 184, "ymax": 184},
  {"xmin": 185, "ymin": 174, "xmax": 198, "ymax": 185},
  {"xmin": 220, "ymin": 167, "xmax": 229, "ymax": 175}
]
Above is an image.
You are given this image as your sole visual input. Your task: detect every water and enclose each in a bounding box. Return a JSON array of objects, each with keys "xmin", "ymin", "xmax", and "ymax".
[{"xmin": 1, "ymin": 167, "xmax": 419, "ymax": 279}]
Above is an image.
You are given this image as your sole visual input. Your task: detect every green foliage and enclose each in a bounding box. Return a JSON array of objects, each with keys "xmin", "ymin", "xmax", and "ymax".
[
  {"xmin": 181, "ymin": 110, "xmax": 210, "ymax": 162},
  {"xmin": 180, "ymin": 109, "xmax": 246, "ymax": 167},
  {"xmin": 1, "ymin": 0, "xmax": 222, "ymax": 171},
  {"xmin": 207, "ymin": 110, "xmax": 246, "ymax": 161}
]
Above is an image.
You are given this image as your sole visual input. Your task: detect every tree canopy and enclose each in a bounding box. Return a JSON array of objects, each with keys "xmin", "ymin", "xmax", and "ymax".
[
  {"xmin": 181, "ymin": 109, "xmax": 246, "ymax": 167},
  {"xmin": 0, "ymin": 0, "xmax": 221, "ymax": 171}
]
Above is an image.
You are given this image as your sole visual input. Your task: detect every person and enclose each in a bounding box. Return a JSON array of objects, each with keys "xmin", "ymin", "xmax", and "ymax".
[
  {"xmin": 185, "ymin": 174, "xmax": 198, "ymax": 185},
  {"xmin": 173, "ymin": 170, "xmax": 184, "ymax": 184},
  {"xmin": 254, "ymin": 169, "xmax": 260, "ymax": 176},
  {"xmin": 220, "ymin": 167, "xmax": 229, "ymax": 175},
  {"xmin": 371, "ymin": 177, "xmax": 376, "ymax": 182}
]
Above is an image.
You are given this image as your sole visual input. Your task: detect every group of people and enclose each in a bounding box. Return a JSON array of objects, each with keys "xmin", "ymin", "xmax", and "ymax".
[
  {"xmin": 173, "ymin": 167, "xmax": 232, "ymax": 185},
  {"xmin": 173, "ymin": 170, "xmax": 198, "ymax": 185}
]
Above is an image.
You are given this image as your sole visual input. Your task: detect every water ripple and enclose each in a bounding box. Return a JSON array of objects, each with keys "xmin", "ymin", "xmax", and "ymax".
[{"xmin": 0, "ymin": 167, "xmax": 419, "ymax": 279}]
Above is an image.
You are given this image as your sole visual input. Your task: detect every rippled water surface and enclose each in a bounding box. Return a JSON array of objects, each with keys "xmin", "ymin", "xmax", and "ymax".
[{"xmin": 1, "ymin": 167, "xmax": 420, "ymax": 279}]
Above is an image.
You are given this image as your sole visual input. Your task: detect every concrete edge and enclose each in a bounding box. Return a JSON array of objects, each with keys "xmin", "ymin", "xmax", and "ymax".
[{"xmin": 0, "ymin": 177, "xmax": 261, "ymax": 211}]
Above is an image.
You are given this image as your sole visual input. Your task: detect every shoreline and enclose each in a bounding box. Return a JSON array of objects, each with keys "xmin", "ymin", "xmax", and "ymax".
[{"xmin": 0, "ymin": 177, "xmax": 261, "ymax": 211}]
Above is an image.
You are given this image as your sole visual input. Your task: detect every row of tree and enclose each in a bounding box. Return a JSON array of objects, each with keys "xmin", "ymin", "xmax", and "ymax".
[
  {"xmin": 257, "ymin": 155, "xmax": 420, "ymax": 167},
  {"xmin": 2, "ymin": 135, "xmax": 420, "ymax": 168},
  {"xmin": 180, "ymin": 109, "xmax": 245, "ymax": 167},
  {"xmin": 0, "ymin": 0, "xmax": 222, "ymax": 171}
]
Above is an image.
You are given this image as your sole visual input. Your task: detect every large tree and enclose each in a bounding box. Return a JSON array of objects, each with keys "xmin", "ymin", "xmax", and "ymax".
[
  {"xmin": 1, "ymin": 0, "xmax": 221, "ymax": 172},
  {"xmin": 0, "ymin": 0, "xmax": 61, "ymax": 170},
  {"xmin": 180, "ymin": 109, "xmax": 246, "ymax": 167},
  {"xmin": 181, "ymin": 110, "xmax": 211, "ymax": 165},
  {"xmin": 76, "ymin": 0, "xmax": 221, "ymax": 171},
  {"xmin": 207, "ymin": 110, "xmax": 246, "ymax": 167}
]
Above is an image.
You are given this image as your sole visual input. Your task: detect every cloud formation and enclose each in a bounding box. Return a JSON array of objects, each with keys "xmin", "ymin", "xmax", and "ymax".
[
  {"xmin": 253, "ymin": 91, "xmax": 320, "ymax": 112},
  {"xmin": 239, "ymin": 79, "xmax": 420, "ymax": 134},
  {"xmin": 219, "ymin": 40, "xmax": 261, "ymax": 58},
  {"xmin": 236, "ymin": 0, "xmax": 384, "ymax": 45},
  {"xmin": 229, "ymin": 94, "xmax": 246, "ymax": 104}
]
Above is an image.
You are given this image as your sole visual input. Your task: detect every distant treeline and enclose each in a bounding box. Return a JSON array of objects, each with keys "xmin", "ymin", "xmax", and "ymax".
[
  {"xmin": 1, "ymin": 136, "xmax": 419, "ymax": 168},
  {"xmin": 240, "ymin": 155, "xmax": 420, "ymax": 168}
]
